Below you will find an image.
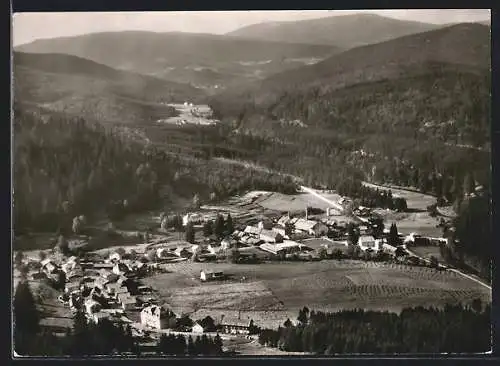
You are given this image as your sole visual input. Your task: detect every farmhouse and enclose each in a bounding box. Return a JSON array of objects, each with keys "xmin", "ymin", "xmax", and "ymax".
[
  {"xmin": 219, "ymin": 319, "xmax": 251, "ymax": 335},
  {"xmin": 221, "ymin": 237, "xmax": 238, "ymax": 250},
  {"xmin": 381, "ymin": 243, "xmax": 398, "ymax": 256},
  {"xmin": 183, "ymin": 213, "xmax": 204, "ymax": 226},
  {"xmin": 174, "ymin": 246, "xmax": 192, "ymax": 258},
  {"xmin": 260, "ymin": 229, "xmax": 284, "ymax": 243},
  {"xmin": 140, "ymin": 305, "xmax": 174, "ymax": 329},
  {"xmin": 272, "ymin": 227, "xmax": 287, "ymax": 238},
  {"xmin": 121, "ymin": 296, "xmax": 137, "ymax": 310},
  {"xmin": 277, "ymin": 215, "xmax": 291, "ymax": 228},
  {"xmin": 92, "ymin": 311, "xmax": 112, "ymax": 325},
  {"xmin": 244, "ymin": 225, "xmax": 262, "ymax": 237},
  {"xmin": 192, "ymin": 322, "xmax": 207, "ymax": 334},
  {"xmin": 358, "ymin": 235, "xmax": 378, "ymax": 252},
  {"xmin": 84, "ymin": 299, "xmax": 101, "ymax": 315},
  {"xmin": 260, "ymin": 241, "xmax": 310, "ymax": 255},
  {"xmin": 207, "ymin": 242, "xmax": 223, "ymax": 254},
  {"xmin": 257, "ymin": 219, "xmax": 273, "ymax": 230},
  {"xmin": 200, "ymin": 270, "xmax": 224, "ymax": 282},
  {"xmin": 65, "ymin": 281, "xmax": 81, "ymax": 294},
  {"xmin": 155, "ymin": 248, "xmax": 172, "ymax": 260},
  {"xmin": 294, "ymin": 219, "xmax": 328, "ymax": 237}
]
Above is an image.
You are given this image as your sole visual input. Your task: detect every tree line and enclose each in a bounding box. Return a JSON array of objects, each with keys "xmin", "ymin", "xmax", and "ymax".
[{"xmin": 258, "ymin": 303, "xmax": 490, "ymax": 354}]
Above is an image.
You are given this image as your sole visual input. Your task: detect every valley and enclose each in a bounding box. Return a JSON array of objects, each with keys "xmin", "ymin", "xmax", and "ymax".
[{"xmin": 12, "ymin": 12, "xmax": 491, "ymax": 357}]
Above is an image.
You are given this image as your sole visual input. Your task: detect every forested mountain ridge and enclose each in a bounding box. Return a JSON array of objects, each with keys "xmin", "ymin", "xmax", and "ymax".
[
  {"xmin": 211, "ymin": 23, "xmax": 491, "ymax": 149},
  {"xmin": 14, "ymin": 31, "xmax": 339, "ymax": 89},
  {"xmin": 13, "ymin": 52, "xmax": 201, "ymax": 124},
  {"xmin": 226, "ymin": 13, "xmax": 441, "ymax": 48},
  {"xmin": 13, "ymin": 104, "xmax": 297, "ymax": 239},
  {"xmin": 215, "ymin": 23, "xmax": 490, "ymax": 106}
]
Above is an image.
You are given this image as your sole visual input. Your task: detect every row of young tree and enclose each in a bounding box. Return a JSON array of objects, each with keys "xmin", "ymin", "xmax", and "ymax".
[{"xmin": 258, "ymin": 303, "xmax": 490, "ymax": 354}]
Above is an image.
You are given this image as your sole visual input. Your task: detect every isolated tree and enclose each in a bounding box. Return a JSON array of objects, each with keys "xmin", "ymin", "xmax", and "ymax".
[
  {"xmin": 214, "ymin": 214, "xmax": 225, "ymax": 238},
  {"xmin": 463, "ymin": 173, "xmax": 476, "ymax": 196},
  {"xmin": 213, "ymin": 333, "xmax": 223, "ymax": 354},
  {"xmin": 317, "ymin": 247, "xmax": 328, "ymax": 260},
  {"xmin": 297, "ymin": 307, "xmax": 310, "ymax": 325},
  {"xmin": 430, "ymin": 255, "xmax": 439, "ymax": 269},
  {"xmin": 187, "ymin": 335, "xmax": 195, "ymax": 355},
  {"xmin": 471, "ymin": 298, "xmax": 483, "ymax": 313},
  {"xmin": 228, "ymin": 248, "xmax": 240, "ymax": 263},
  {"xmin": 388, "ymin": 223, "xmax": 400, "ymax": 247},
  {"xmin": 225, "ymin": 213, "xmax": 234, "ymax": 234},
  {"xmin": 57, "ymin": 234, "xmax": 69, "ymax": 255},
  {"xmin": 283, "ymin": 318, "xmax": 293, "ymax": 328},
  {"xmin": 185, "ymin": 222, "xmax": 195, "ymax": 244},
  {"xmin": 193, "ymin": 194, "xmax": 201, "ymax": 209},
  {"xmin": 174, "ymin": 215, "xmax": 183, "ymax": 232},
  {"xmin": 14, "ymin": 251, "xmax": 24, "ymax": 268},
  {"xmin": 284, "ymin": 222, "xmax": 295, "ymax": 237},
  {"xmin": 14, "ymin": 281, "xmax": 40, "ymax": 355},
  {"xmin": 347, "ymin": 223, "xmax": 359, "ymax": 245},
  {"xmin": 160, "ymin": 216, "xmax": 168, "ymax": 230},
  {"xmin": 115, "ymin": 247, "xmax": 126, "ymax": 257},
  {"xmin": 37, "ymin": 250, "xmax": 47, "ymax": 262},
  {"xmin": 203, "ymin": 220, "xmax": 213, "ymax": 237}
]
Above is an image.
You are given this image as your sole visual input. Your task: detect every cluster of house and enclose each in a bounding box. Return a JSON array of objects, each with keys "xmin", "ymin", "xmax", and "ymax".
[
  {"xmin": 140, "ymin": 305, "xmax": 252, "ymax": 335},
  {"xmin": 36, "ymin": 251, "xmax": 163, "ymax": 325}
]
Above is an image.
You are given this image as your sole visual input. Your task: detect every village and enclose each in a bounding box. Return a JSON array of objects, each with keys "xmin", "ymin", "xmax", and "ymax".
[{"xmin": 14, "ymin": 182, "xmax": 474, "ymax": 355}]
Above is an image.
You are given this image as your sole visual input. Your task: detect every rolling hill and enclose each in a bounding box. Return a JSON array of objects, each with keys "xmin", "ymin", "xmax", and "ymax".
[
  {"xmin": 211, "ymin": 22, "xmax": 490, "ymax": 153},
  {"xmin": 13, "ymin": 51, "xmax": 204, "ymax": 124},
  {"xmin": 226, "ymin": 13, "xmax": 442, "ymax": 48},
  {"xmin": 213, "ymin": 23, "xmax": 490, "ymax": 110},
  {"xmin": 14, "ymin": 31, "xmax": 340, "ymax": 89}
]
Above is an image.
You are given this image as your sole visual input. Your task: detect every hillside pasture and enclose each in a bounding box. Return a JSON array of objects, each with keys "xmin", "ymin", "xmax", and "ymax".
[{"xmin": 142, "ymin": 260, "xmax": 491, "ymax": 329}]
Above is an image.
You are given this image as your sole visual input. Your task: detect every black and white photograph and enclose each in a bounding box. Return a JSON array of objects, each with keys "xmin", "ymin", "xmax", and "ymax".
[{"xmin": 12, "ymin": 9, "xmax": 492, "ymax": 357}]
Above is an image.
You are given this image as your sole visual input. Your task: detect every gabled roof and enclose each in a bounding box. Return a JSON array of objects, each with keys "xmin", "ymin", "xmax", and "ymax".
[
  {"xmin": 359, "ymin": 235, "xmax": 376, "ymax": 243},
  {"xmin": 260, "ymin": 229, "xmax": 282, "ymax": 240},
  {"xmin": 277, "ymin": 216, "xmax": 291, "ymax": 226},
  {"xmin": 294, "ymin": 219, "xmax": 319, "ymax": 231},
  {"xmin": 244, "ymin": 226, "xmax": 262, "ymax": 235}
]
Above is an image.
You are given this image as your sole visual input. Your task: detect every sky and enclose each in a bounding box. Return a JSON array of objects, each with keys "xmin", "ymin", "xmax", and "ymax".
[{"xmin": 12, "ymin": 9, "xmax": 491, "ymax": 46}]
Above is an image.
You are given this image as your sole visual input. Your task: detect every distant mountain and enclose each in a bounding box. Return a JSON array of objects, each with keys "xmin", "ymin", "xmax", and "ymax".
[
  {"xmin": 14, "ymin": 52, "xmax": 203, "ymax": 124},
  {"xmin": 226, "ymin": 13, "xmax": 442, "ymax": 48},
  {"xmin": 212, "ymin": 23, "xmax": 491, "ymax": 148},
  {"xmin": 15, "ymin": 31, "xmax": 339, "ymax": 89},
  {"xmin": 215, "ymin": 23, "xmax": 490, "ymax": 106}
]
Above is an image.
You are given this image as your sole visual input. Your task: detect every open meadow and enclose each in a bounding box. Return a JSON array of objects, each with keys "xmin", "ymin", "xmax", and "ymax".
[{"xmin": 142, "ymin": 259, "xmax": 491, "ymax": 329}]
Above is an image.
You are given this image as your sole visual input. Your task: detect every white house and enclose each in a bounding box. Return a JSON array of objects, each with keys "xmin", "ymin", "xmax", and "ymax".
[
  {"xmin": 244, "ymin": 226, "xmax": 262, "ymax": 237},
  {"xmin": 121, "ymin": 296, "xmax": 137, "ymax": 310},
  {"xmin": 294, "ymin": 219, "xmax": 328, "ymax": 237},
  {"xmin": 277, "ymin": 215, "xmax": 292, "ymax": 228},
  {"xmin": 200, "ymin": 270, "xmax": 224, "ymax": 282},
  {"xmin": 140, "ymin": 305, "xmax": 173, "ymax": 329},
  {"xmin": 113, "ymin": 263, "xmax": 130, "ymax": 276},
  {"xmin": 272, "ymin": 227, "xmax": 287, "ymax": 238},
  {"xmin": 358, "ymin": 235, "xmax": 378, "ymax": 252},
  {"xmin": 183, "ymin": 213, "xmax": 204, "ymax": 226},
  {"xmin": 191, "ymin": 322, "xmax": 206, "ymax": 334},
  {"xmin": 260, "ymin": 229, "xmax": 283, "ymax": 243}
]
